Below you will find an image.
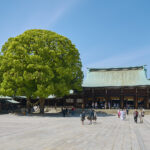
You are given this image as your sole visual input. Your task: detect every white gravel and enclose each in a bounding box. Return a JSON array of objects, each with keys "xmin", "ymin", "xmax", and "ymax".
[{"xmin": 0, "ymin": 113, "xmax": 150, "ymax": 150}]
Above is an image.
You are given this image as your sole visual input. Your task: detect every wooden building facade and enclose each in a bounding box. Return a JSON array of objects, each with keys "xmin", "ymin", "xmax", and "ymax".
[{"xmin": 81, "ymin": 66, "xmax": 150, "ymax": 109}]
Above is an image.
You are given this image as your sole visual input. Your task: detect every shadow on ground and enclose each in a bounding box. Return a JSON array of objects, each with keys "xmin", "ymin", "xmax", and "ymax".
[
  {"xmin": 14, "ymin": 110, "xmax": 115, "ymax": 118},
  {"xmin": 0, "ymin": 108, "xmax": 116, "ymax": 117}
]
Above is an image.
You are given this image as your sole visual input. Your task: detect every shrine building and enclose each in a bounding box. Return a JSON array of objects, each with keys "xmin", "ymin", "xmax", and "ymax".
[{"xmin": 81, "ymin": 66, "xmax": 150, "ymax": 109}]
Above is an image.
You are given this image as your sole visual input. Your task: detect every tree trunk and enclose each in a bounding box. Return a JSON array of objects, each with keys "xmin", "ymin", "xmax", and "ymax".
[
  {"xmin": 26, "ymin": 98, "xmax": 31, "ymax": 114},
  {"xmin": 40, "ymin": 98, "xmax": 45, "ymax": 114}
]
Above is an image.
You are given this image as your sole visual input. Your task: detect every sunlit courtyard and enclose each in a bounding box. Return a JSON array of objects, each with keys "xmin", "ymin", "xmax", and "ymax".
[{"xmin": 0, "ymin": 113, "xmax": 150, "ymax": 150}]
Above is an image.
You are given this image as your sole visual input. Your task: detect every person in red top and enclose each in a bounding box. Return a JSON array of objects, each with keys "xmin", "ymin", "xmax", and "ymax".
[
  {"xmin": 71, "ymin": 106, "xmax": 75, "ymax": 116},
  {"xmin": 118, "ymin": 109, "xmax": 121, "ymax": 118}
]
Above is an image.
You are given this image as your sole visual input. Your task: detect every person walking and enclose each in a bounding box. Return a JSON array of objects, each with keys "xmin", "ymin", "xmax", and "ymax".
[
  {"xmin": 126, "ymin": 108, "xmax": 129, "ymax": 115},
  {"xmin": 123, "ymin": 109, "xmax": 126, "ymax": 120},
  {"xmin": 65, "ymin": 107, "xmax": 69, "ymax": 116},
  {"xmin": 142, "ymin": 108, "xmax": 145, "ymax": 117},
  {"xmin": 80, "ymin": 111, "xmax": 85, "ymax": 125},
  {"xmin": 62, "ymin": 107, "xmax": 66, "ymax": 117},
  {"xmin": 133, "ymin": 109, "xmax": 138, "ymax": 123},
  {"xmin": 120, "ymin": 109, "xmax": 124, "ymax": 120},
  {"xmin": 88, "ymin": 109, "xmax": 94, "ymax": 124},
  {"xmin": 139, "ymin": 109, "xmax": 143, "ymax": 123},
  {"xmin": 71, "ymin": 106, "xmax": 75, "ymax": 116},
  {"xmin": 93, "ymin": 110, "xmax": 97, "ymax": 122},
  {"xmin": 118, "ymin": 109, "xmax": 121, "ymax": 118}
]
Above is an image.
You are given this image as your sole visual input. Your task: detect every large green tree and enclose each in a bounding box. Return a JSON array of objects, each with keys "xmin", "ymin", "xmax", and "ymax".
[{"xmin": 0, "ymin": 29, "xmax": 83, "ymax": 113}]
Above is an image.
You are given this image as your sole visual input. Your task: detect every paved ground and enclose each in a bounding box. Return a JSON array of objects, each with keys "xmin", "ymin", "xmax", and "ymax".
[{"xmin": 0, "ymin": 113, "xmax": 150, "ymax": 150}]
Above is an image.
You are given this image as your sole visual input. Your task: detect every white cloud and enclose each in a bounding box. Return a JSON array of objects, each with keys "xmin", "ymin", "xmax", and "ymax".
[
  {"xmin": 46, "ymin": 0, "xmax": 78, "ymax": 28},
  {"xmin": 21, "ymin": 0, "xmax": 79, "ymax": 30},
  {"xmin": 0, "ymin": 0, "xmax": 80, "ymax": 49}
]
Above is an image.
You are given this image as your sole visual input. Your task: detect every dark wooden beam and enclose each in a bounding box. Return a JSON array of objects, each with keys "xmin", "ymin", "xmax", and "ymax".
[
  {"xmin": 105, "ymin": 89, "xmax": 108, "ymax": 109},
  {"xmin": 120, "ymin": 88, "xmax": 124, "ymax": 109},
  {"xmin": 145, "ymin": 88, "xmax": 149, "ymax": 109},
  {"xmin": 135, "ymin": 88, "xmax": 138, "ymax": 109}
]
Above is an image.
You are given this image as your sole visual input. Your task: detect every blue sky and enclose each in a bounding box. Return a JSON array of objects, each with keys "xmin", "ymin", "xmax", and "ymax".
[{"xmin": 1, "ymin": 0, "xmax": 150, "ymax": 77}]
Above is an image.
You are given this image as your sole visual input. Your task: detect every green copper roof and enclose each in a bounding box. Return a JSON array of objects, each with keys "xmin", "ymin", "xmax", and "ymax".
[{"xmin": 83, "ymin": 66, "xmax": 150, "ymax": 87}]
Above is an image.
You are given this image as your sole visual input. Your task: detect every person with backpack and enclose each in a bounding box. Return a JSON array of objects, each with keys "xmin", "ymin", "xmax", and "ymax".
[
  {"xmin": 80, "ymin": 111, "xmax": 86, "ymax": 125},
  {"xmin": 90, "ymin": 109, "xmax": 94, "ymax": 124},
  {"xmin": 87, "ymin": 109, "xmax": 94, "ymax": 124}
]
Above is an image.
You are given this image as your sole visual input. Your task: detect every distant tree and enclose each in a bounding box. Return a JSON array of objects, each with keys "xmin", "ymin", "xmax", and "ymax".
[{"xmin": 0, "ymin": 29, "xmax": 83, "ymax": 113}]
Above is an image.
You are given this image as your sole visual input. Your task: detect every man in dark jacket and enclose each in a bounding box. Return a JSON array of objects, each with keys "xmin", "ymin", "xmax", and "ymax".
[{"xmin": 133, "ymin": 109, "xmax": 138, "ymax": 123}]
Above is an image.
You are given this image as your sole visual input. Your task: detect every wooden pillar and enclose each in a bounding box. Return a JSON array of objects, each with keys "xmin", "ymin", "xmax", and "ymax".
[
  {"xmin": 92, "ymin": 88, "xmax": 94, "ymax": 102},
  {"xmin": 110, "ymin": 96, "xmax": 112, "ymax": 109},
  {"xmin": 91, "ymin": 88, "xmax": 95, "ymax": 108},
  {"xmin": 105, "ymin": 89, "xmax": 108, "ymax": 109},
  {"xmin": 120, "ymin": 89, "xmax": 124, "ymax": 109},
  {"xmin": 145, "ymin": 88, "xmax": 149, "ymax": 109},
  {"xmin": 82, "ymin": 90, "xmax": 85, "ymax": 109},
  {"xmin": 135, "ymin": 88, "xmax": 138, "ymax": 109},
  {"xmin": 73, "ymin": 96, "xmax": 77, "ymax": 108},
  {"xmin": 107, "ymin": 95, "xmax": 110, "ymax": 109},
  {"xmin": 147, "ymin": 88, "xmax": 149, "ymax": 109},
  {"xmin": 120, "ymin": 95, "xmax": 124, "ymax": 109},
  {"xmin": 84, "ymin": 97, "xmax": 87, "ymax": 108},
  {"xmin": 144, "ymin": 97, "xmax": 146, "ymax": 109},
  {"xmin": 63, "ymin": 97, "xmax": 66, "ymax": 107}
]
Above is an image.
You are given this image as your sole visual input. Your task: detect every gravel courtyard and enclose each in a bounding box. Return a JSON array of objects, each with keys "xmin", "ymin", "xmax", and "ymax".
[{"xmin": 0, "ymin": 113, "xmax": 150, "ymax": 150}]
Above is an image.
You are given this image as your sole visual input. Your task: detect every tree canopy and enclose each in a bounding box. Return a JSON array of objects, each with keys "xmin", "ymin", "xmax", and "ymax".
[{"xmin": 0, "ymin": 29, "xmax": 83, "ymax": 113}]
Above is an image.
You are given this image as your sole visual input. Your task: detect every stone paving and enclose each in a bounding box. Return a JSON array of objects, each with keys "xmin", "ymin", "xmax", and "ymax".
[{"xmin": 0, "ymin": 113, "xmax": 150, "ymax": 150}]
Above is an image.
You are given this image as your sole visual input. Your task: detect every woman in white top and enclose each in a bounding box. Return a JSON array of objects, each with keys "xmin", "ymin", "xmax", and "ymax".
[
  {"xmin": 120, "ymin": 109, "xmax": 124, "ymax": 120},
  {"xmin": 120, "ymin": 109, "xmax": 126, "ymax": 120},
  {"xmin": 123, "ymin": 109, "xmax": 126, "ymax": 120}
]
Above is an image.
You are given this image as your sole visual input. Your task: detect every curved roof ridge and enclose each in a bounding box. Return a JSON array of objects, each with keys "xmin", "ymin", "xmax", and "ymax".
[{"xmin": 88, "ymin": 65, "xmax": 146, "ymax": 72}]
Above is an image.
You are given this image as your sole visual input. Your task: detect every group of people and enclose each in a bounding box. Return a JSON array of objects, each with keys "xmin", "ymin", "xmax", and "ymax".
[
  {"xmin": 80, "ymin": 109, "xmax": 97, "ymax": 125},
  {"xmin": 87, "ymin": 102, "xmax": 121, "ymax": 109},
  {"xmin": 133, "ymin": 109, "xmax": 144, "ymax": 123},
  {"xmin": 62, "ymin": 107, "xmax": 75, "ymax": 117},
  {"xmin": 117, "ymin": 109, "xmax": 128, "ymax": 120},
  {"xmin": 117, "ymin": 108, "xmax": 144, "ymax": 123}
]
